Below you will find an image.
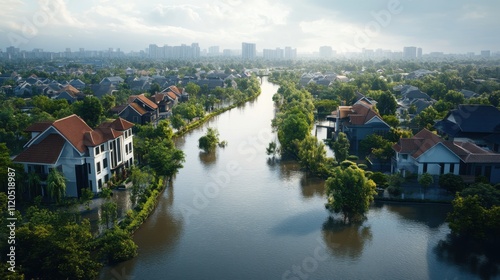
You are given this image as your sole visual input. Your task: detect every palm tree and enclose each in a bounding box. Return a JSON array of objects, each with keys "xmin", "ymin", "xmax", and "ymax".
[{"xmin": 47, "ymin": 168, "xmax": 66, "ymax": 204}]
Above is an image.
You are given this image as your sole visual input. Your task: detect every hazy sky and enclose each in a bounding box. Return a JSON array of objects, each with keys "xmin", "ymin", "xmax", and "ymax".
[{"xmin": 1, "ymin": 0, "xmax": 499, "ymax": 54}]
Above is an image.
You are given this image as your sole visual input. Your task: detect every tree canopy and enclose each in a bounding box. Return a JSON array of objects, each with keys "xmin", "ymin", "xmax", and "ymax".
[{"xmin": 325, "ymin": 165, "xmax": 377, "ymax": 223}]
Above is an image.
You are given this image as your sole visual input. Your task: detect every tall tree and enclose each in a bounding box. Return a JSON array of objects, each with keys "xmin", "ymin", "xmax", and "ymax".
[
  {"xmin": 147, "ymin": 139, "xmax": 185, "ymax": 180},
  {"xmin": 325, "ymin": 165, "xmax": 377, "ymax": 223},
  {"xmin": 376, "ymin": 91, "xmax": 397, "ymax": 116},
  {"xmin": 72, "ymin": 96, "xmax": 104, "ymax": 128},
  {"xmin": 332, "ymin": 132, "xmax": 350, "ymax": 162}
]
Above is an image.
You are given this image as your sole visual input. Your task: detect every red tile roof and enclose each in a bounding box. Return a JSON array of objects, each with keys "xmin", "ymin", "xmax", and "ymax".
[
  {"xmin": 52, "ymin": 114, "xmax": 93, "ymax": 153},
  {"xmin": 105, "ymin": 118, "xmax": 134, "ymax": 131},
  {"xmin": 25, "ymin": 121, "xmax": 53, "ymax": 132},
  {"xmin": 392, "ymin": 129, "xmax": 443, "ymax": 158},
  {"xmin": 13, "ymin": 134, "xmax": 65, "ymax": 164}
]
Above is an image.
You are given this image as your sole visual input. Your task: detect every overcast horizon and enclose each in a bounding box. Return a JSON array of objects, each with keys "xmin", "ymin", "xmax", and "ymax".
[{"xmin": 1, "ymin": 0, "xmax": 499, "ymax": 54}]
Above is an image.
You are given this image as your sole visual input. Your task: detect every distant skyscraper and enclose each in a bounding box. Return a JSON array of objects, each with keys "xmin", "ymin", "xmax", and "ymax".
[
  {"xmin": 222, "ymin": 49, "xmax": 232, "ymax": 57},
  {"xmin": 481, "ymin": 50, "xmax": 491, "ymax": 58},
  {"xmin": 284, "ymin": 46, "xmax": 297, "ymax": 60},
  {"xmin": 417, "ymin": 47, "xmax": 422, "ymax": 59},
  {"xmin": 242, "ymin": 42, "xmax": 256, "ymax": 60},
  {"xmin": 208, "ymin": 46, "xmax": 220, "ymax": 56},
  {"xmin": 403, "ymin": 46, "xmax": 417, "ymax": 59},
  {"xmin": 319, "ymin": 46, "xmax": 333, "ymax": 58}
]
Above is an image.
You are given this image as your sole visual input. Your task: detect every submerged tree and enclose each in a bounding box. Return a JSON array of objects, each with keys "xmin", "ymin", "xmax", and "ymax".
[
  {"xmin": 332, "ymin": 132, "xmax": 350, "ymax": 163},
  {"xmin": 198, "ymin": 127, "xmax": 223, "ymax": 153},
  {"xmin": 325, "ymin": 165, "xmax": 377, "ymax": 223}
]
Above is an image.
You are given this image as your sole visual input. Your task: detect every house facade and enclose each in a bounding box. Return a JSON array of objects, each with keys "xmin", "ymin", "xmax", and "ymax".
[
  {"xmin": 327, "ymin": 99, "xmax": 391, "ymax": 153},
  {"xmin": 118, "ymin": 93, "xmax": 159, "ymax": 125},
  {"xmin": 13, "ymin": 115, "xmax": 134, "ymax": 197},
  {"xmin": 392, "ymin": 129, "xmax": 500, "ymax": 183}
]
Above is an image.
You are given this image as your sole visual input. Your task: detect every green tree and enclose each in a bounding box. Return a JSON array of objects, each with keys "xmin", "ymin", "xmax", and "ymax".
[
  {"xmin": 439, "ymin": 173, "xmax": 466, "ymax": 193},
  {"xmin": 198, "ymin": 127, "xmax": 221, "ymax": 153},
  {"xmin": 447, "ymin": 195, "xmax": 488, "ymax": 239},
  {"xmin": 382, "ymin": 115, "xmax": 399, "ymax": 128},
  {"xmin": 171, "ymin": 114, "xmax": 186, "ymax": 130},
  {"xmin": 47, "ymin": 168, "xmax": 66, "ymax": 204},
  {"xmin": 444, "ymin": 90, "xmax": 465, "ymax": 106},
  {"xmin": 185, "ymin": 82, "xmax": 201, "ymax": 97},
  {"xmin": 325, "ymin": 165, "xmax": 377, "ymax": 223},
  {"xmin": 97, "ymin": 226, "xmax": 138, "ymax": 264},
  {"xmin": 277, "ymin": 112, "xmax": 310, "ymax": 154},
  {"xmin": 332, "ymin": 132, "xmax": 350, "ymax": 162},
  {"xmin": 100, "ymin": 94, "xmax": 116, "ymax": 115},
  {"xmin": 16, "ymin": 207, "xmax": 101, "ymax": 279},
  {"xmin": 414, "ymin": 106, "xmax": 439, "ymax": 129},
  {"xmin": 314, "ymin": 99, "xmax": 338, "ymax": 115},
  {"xmin": 377, "ymin": 91, "xmax": 397, "ymax": 116},
  {"xmin": 147, "ymin": 139, "xmax": 185, "ymax": 180},
  {"xmin": 418, "ymin": 173, "xmax": 434, "ymax": 193},
  {"xmin": 101, "ymin": 201, "xmax": 117, "ymax": 229},
  {"xmin": 129, "ymin": 166, "xmax": 151, "ymax": 206},
  {"xmin": 72, "ymin": 96, "xmax": 104, "ymax": 128},
  {"xmin": 297, "ymin": 135, "xmax": 329, "ymax": 176},
  {"xmin": 79, "ymin": 188, "xmax": 94, "ymax": 211}
]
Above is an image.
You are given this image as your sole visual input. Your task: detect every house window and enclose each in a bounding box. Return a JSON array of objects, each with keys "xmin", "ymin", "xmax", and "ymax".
[
  {"xmin": 96, "ymin": 162, "xmax": 101, "ymax": 174},
  {"xmin": 103, "ymin": 158, "xmax": 108, "ymax": 169},
  {"xmin": 402, "ymin": 154, "xmax": 408, "ymax": 160},
  {"xmin": 126, "ymin": 144, "xmax": 129, "ymax": 154},
  {"xmin": 105, "ymin": 174, "xmax": 109, "ymax": 182},
  {"xmin": 88, "ymin": 163, "xmax": 91, "ymax": 174},
  {"xmin": 423, "ymin": 163, "xmax": 428, "ymax": 173},
  {"xmin": 98, "ymin": 179, "xmax": 102, "ymax": 189},
  {"xmin": 101, "ymin": 144, "xmax": 105, "ymax": 152},
  {"xmin": 95, "ymin": 146, "xmax": 100, "ymax": 156},
  {"xmin": 450, "ymin": 164, "xmax": 455, "ymax": 173}
]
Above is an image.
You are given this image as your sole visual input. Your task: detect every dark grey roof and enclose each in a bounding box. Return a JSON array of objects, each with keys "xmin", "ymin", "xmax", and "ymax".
[{"xmin": 435, "ymin": 105, "xmax": 500, "ymax": 136}]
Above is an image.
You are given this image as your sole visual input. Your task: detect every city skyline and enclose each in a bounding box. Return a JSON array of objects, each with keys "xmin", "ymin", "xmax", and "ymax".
[{"xmin": 1, "ymin": 0, "xmax": 499, "ymax": 54}]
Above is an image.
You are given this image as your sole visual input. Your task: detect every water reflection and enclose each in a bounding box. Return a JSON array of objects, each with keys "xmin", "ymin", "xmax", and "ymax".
[
  {"xmin": 322, "ymin": 217, "xmax": 372, "ymax": 260},
  {"xmin": 199, "ymin": 151, "xmax": 217, "ymax": 165},
  {"xmin": 271, "ymin": 210, "xmax": 325, "ymax": 236},
  {"xmin": 435, "ymin": 234, "xmax": 500, "ymax": 280},
  {"xmin": 132, "ymin": 186, "xmax": 183, "ymax": 257},
  {"xmin": 300, "ymin": 175, "xmax": 325, "ymax": 198},
  {"xmin": 381, "ymin": 202, "xmax": 451, "ymax": 228}
]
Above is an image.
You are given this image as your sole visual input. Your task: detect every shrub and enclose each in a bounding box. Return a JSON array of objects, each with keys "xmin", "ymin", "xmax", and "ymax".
[
  {"xmin": 347, "ymin": 155, "xmax": 359, "ymax": 161},
  {"xmin": 387, "ymin": 185, "xmax": 402, "ymax": 196},
  {"xmin": 439, "ymin": 173, "xmax": 465, "ymax": 193},
  {"xmin": 369, "ymin": 172, "xmax": 389, "ymax": 188}
]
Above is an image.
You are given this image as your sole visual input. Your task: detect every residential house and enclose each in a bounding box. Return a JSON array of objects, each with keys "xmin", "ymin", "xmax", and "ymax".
[
  {"xmin": 54, "ymin": 85, "xmax": 84, "ymax": 104},
  {"xmin": 392, "ymin": 128, "xmax": 500, "ymax": 183},
  {"xmin": 327, "ymin": 98, "xmax": 391, "ymax": 153},
  {"xmin": 100, "ymin": 76, "xmax": 124, "ymax": 86},
  {"xmin": 434, "ymin": 104, "xmax": 500, "ymax": 151},
  {"xmin": 117, "ymin": 93, "xmax": 159, "ymax": 125},
  {"xmin": 13, "ymin": 115, "xmax": 134, "ymax": 197},
  {"xmin": 69, "ymin": 78, "xmax": 86, "ymax": 90}
]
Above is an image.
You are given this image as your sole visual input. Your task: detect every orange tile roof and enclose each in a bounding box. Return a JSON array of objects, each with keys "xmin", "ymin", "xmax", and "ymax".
[
  {"xmin": 133, "ymin": 94, "xmax": 158, "ymax": 110},
  {"xmin": 129, "ymin": 102, "xmax": 147, "ymax": 115},
  {"xmin": 59, "ymin": 84, "xmax": 80, "ymax": 95},
  {"xmin": 13, "ymin": 134, "xmax": 65, "ymax": 164}
]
